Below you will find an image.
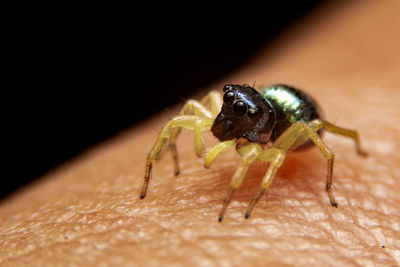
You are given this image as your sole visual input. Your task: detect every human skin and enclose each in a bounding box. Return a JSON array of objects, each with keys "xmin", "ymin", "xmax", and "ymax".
[{"xmin": 1, "ymin": 1, "xmax": 399, "ymax": 266}]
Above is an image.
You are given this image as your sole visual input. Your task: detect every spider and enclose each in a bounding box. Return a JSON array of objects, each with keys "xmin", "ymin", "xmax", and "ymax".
[{"xmin": 140, "ymin": 84, "xmax": 367, "ymax": 221}]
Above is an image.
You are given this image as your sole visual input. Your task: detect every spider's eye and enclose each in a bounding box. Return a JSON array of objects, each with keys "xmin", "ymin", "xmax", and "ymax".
[
  {"xmin": 248, "ymin": 108, "xmax": 260, "ymax": 117},
  {"xmin": 233, "ymin": 101, "xmax": 247, "ymax": 116},
  {"xmin": 223, "ymin": 84, "xmax": 232, "ymax": 92},
  {"xmin": 223, "ymin": 91, "xmax": 235, "ymax": 105}
]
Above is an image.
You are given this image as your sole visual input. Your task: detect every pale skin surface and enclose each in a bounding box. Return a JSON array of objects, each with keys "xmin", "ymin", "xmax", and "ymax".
[{"xmin": 1, "ymin": 1, "xmax": 400, "ymax": 266}]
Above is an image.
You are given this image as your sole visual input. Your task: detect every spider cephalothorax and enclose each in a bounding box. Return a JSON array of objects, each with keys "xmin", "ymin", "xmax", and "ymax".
[
  {"xmin": 140, "ymin": 84, "xmax": 367, "ymax": 221},
  {"xmin": 211, "ymin": 84, "xmax": 276, "ymax": 144}
]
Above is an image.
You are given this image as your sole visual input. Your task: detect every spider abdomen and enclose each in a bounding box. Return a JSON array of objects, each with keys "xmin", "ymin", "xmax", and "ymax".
[{"xmin": 261, "ymin": 84, "xmax": 323, "ymax": 149}]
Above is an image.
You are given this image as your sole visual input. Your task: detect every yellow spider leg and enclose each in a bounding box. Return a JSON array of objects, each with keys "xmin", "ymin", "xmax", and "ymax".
[
  {"xmin": 169, "ymin": 100, "xmax": 213, "ymax": 175},
  {"xmin": 169, "ymin": 90, "xmax": 221, "ymax": 175},
  {"xmin": 218, "ymin": 143, "xmax": 262, "ymax": 222},
  {"xmin": 273, "ymin": 121, "xmax": 338, "ymax": 207},
  {"xmin": 309, "ymin": 119, "xmax": 368, "ymax": 156},
  {"xmin": 140, "ymin": 115, "xmax": 213, "ymax": 199},
  {"xmin": 204, "ymin": 140, "xmax": 236, "ymax": 169},
  {"xmin": 201, "ymin": 90, "xmax": 222, "ymax": 117},
  {"xmin": 245, "ymin": 148, "xmax": 286, "ymax": 218}
]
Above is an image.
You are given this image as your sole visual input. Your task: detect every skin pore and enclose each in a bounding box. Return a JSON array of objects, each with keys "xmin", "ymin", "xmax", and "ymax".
[{"xmin": 0, "ymin": 1, "xmax": 399, "ymax": 266}]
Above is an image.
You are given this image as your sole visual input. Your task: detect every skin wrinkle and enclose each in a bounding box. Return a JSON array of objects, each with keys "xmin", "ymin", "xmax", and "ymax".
[{"xmin": 1, "ymin": 1, "xmax": 400, "ymax": 266}]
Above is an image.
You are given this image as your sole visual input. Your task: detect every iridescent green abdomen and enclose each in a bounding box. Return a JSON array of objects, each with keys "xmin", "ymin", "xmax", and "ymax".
[{"xmin": 260, "ymin": 84, "xmax": 323, "ymax": 147}]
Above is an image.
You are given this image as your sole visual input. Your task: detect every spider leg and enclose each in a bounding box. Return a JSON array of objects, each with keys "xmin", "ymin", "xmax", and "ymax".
[
  {"xmin": 273, "ymin": 121, "xmax": 338, "ymax": 207},
  {"xmin": 245, "ymin": 148, "xmax": 286, "ymax": 218},
  {"xmin": 204, "ymin": 140, "xmax": 236, "ymax": 169},
  {"xmin": 308, "ymin": 119, "xmax": 368, "ymax": 156},
  {"xmin": 169, "ymin": 91, "xmax": 221, "ymax": 175},
  {"xmin": 218, "ymin": 144, "xmax": 262, "ymax": 222},
  {"xmin": 140, "ymin": 115, "xmax": 213, "ymax": 199},
  {"xmin": 169, "ymin": 100, "xmax": 212, "ymax": 175},
  {"xmin": 201, "ymin": 90, "xmax": 222, "ymax": 117}
]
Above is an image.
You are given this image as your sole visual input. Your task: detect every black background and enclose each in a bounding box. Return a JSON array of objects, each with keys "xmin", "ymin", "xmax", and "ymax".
[{"xmin": 3, "ymin": 1, "xmax": 330, "ymax": 200}]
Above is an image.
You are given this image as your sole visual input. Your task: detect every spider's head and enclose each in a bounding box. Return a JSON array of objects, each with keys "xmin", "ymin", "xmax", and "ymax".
[{"xmin": 211, "ymin": 84, "xmax": 276, "ymax": 143}]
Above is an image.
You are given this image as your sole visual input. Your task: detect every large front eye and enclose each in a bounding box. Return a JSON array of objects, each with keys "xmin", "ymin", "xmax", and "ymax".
[
  {"xmin": 233, "ymin": 101, "xmax": 247, "ymax": 116},
  {"xmin": 223, "ymin": 91, "xmax": 235, "ymax": 105}
]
